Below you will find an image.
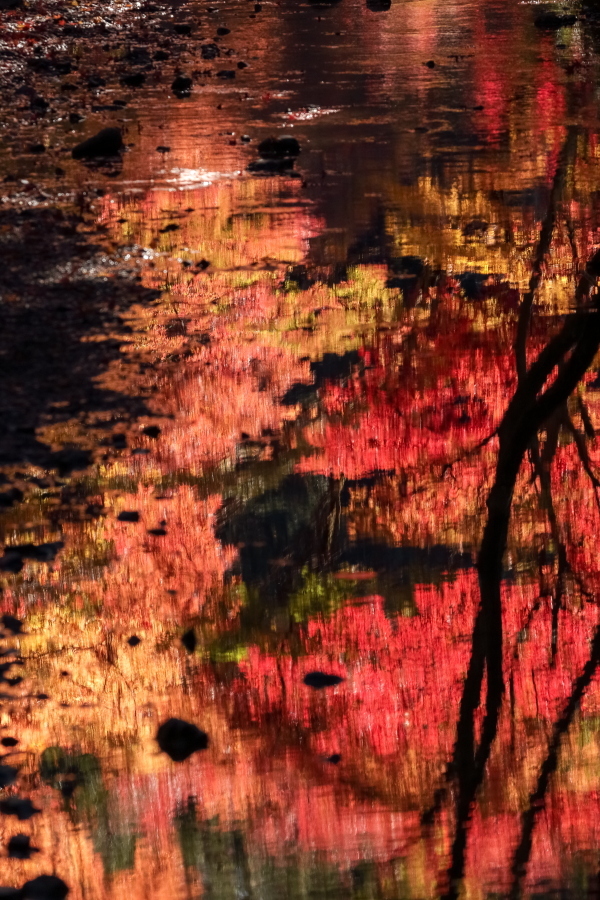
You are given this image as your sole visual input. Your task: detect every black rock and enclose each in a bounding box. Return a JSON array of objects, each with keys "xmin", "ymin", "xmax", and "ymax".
[
  {"xmin": 0, "ymin": 553, "xmax": 23, "ymax": 574},
  {"xmin": 424, "ymin": 59, "xmax": 435, "ymax": 68},
  {"xmin": 27, "ymin": 143, "xmax": 46, "ymax": 154},
  {"xmin": 171, "ymin": 75, "xmax": 193, "ymax": 96},
  {"xmin": 1, "ymin": 737, "xmax": 18, "ymax": 747},
  {"xmin": 147, "ymin": 528, "xmax": 167, "ymax": 536},
  {"xmin": 127, "ymin": 635, "xmax": 141, "ymax": 646},
  {"xmin": 367, "ymin": 0, "xmax": 391, "ymax": 8},
  {"xmin": 120, "ymin": 71, "xmax": 146, "ymax": 87},
  {"xmin": 534, "ymin": 10, "xmax": 577, "ymax": 27},
  {"xmin": 174, "ymin": 23, "xmax": 192, "ymax": 34},
  {"xmin": 303, "ymin": 671, "xmax": 345, "ymax": 689},
  {"xmin": 49, "ymin": 448, "xmax": 92, "ymax": 476},
  {"xmin": 154, "ymin": 49, "xmax": 170, "ymax": 60},
  {"xmin": 10, "ymin": 542, "xmax": 64, "ymax": 562},
  {"xmin": 247, "ymin": 158, "xmax": 294, "ymax": 174},
  {"xmin": 117, "ymin": 511, "xmax": 140, "ymax": 522},
  {"xmin": 156, "ymin": 718, "xmax": 209, "ymax": 761},
  {"xmin": 216, "ymin": 70, "xmax": 235, "ymax": 78},
  {"xmin": 71, "ymin": 128, "xmax": 124, "ymax": 160},
  {"xmin": 7, "ymin": 834, "xmax": 40, "ymax": 860},
  {"xmin": 69, "ymin": 112, "xmax": 84, "ymax": 123},
  {"xmin": 0, "ymin": 766, "xmax": 17, "ymax": 788},
  {"xmin": 0, "ymin": 888, "xmax": 21, "ymax": 900},
  {"xmin": 22, "ymin": 876, "xmax": 69, "ymax": 900},
  {"xmin": 1, "ymin": 615, "xmax": 23, "ymax": 634},
  {"xmin": 326, "ymin": 753, "xmax": 342, "ymax": 764},
  {"xmin": 258, "ymin": 136, "xmax": 300, "ymax": 159},
  {"xmin": 181, "ymin": 628, "xmax": 197, "ymax": 652},
  {"xmin": 0, "ymin": 797, "xmax": 41, "ymax": 820},
  {"xmin": 201, "ymin": 42, "xmax": 220, "ymax": 59},
  {"xmin": 0, "ymin": 488, "xmax": 23, "ymax": 508},
  {"xmin": 216, "ymin": 26, "xmax": 230, "ymax": 34},
  {"xmin": 156, "ymin": 145, "xmax": 171, "ymax": 153},
  {"xmin": 143, "ymin": 425, "xmax": 161, "ymax": 438}
]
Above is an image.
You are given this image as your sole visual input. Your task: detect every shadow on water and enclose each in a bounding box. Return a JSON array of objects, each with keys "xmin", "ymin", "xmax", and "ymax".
[{"xmin": 0, "ymin": 205, "xmax": 158, "ymax": 472}]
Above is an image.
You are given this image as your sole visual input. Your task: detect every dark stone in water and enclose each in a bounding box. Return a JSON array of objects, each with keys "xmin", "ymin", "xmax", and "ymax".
[
  {"xmin": 120, "ymin": 71, "xmax": 146, "ymax": 87},
  {"xmin": 258, "ymin": 136, "xmax": 300, "ymax": 159},
  {"xmin": 72, "ymin": 127, "xmax": 123, "ymax": 160},
  {"xmin": 366, "ymin": 0, "xmax": 391, "ymax": 10},
  {"xmin": 181, "ymin": 628, "xmax": 197, "ymax": 652},
  {"xmin": 1, "ymin": 615, "xmax": 23, "ymax": 634},
  {"xmin": 156, "ymin": 718, "xmax": 209, "ymax": 761},
  {"xmin": 0, "ymin": 797, "xmax": 41, "ymax": 820},
  {"xmin": 201, "ymin": 42, "xmax": 220, "ymax": 59},
  {"xmin": 7, "ymin": 834, "xmax": 40, "ymax": 859},
  {"xmin": 172, "ymin": 75, "xmax": 193, "ymax": 95},
  {"xmin": 303, "ymin": 671, "xmax": 344, "ymax": 689},
  {"xmin": 22, "ymin": 875, "xmax": 69, "ymax": 900},
  {"xmin": 118, "ymin": 511, "xmax": 140, "ymax": 522},
  {"xmin": 0, "ymin": 766, "xmax": 17, "ymax": 788},
  {"xmin": 216, "ymin": 26, "xmax": 230, "ymax": 34},
  {"xmin": 534, "ymin": 10, "xmax": 577, "ymax": 27},
  {"xmin": 1, "ymin": 737, "xmax": 18, "ymax": 747},
  {"xmin": 143, "ymin": 425, "xmax": 161, "ymax": 438},
  {"xmin": 127, "ymin": 635, "xmax": 141, "ymax": 646},
  {"xmin": 174, "ymin": 22, "xmax": 192, "ymax": 34},
  {"xmin": 0, "ymin": 488, "xmax": 23, "ymax": 508},
  {"xmin": 216, "ymin": 69, "xmax": 236, "ymax": 78},
  {"xmin": 147, "ymin": 528, "xmax": 167, "ymax": 536},
  {"xmin": 326, "ymin": 753, "xmax": 342, "ymax": 764}
]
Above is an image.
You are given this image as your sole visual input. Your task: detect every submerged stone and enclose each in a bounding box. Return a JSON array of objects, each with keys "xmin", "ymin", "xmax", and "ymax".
[
  {"xmin": 71, "ymin": 128, "xmax": 124, "ymax": 160},
  {"xmin": 156, "ymin": 718, "xmax": 209, "ymax": 761},
  {"xmin": 7, "ymin": 834, "xmax": 40, "ymax": 860},
  {"xmin": 258, "ymin": 136, "xmax": 301, "ymax": 159},
  {"xmin": 303, "ymin": 671, "xmax": 345, "ymax": 689},
  {"xmin": 22, "ymin": 876, "xmax": 69, "ymax": 900}
]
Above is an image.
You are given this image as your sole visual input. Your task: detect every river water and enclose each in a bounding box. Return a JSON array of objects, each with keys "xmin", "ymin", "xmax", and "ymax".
[{"xmin": 2, "ymin": 0, "xmax": 600, "ymax": 897}]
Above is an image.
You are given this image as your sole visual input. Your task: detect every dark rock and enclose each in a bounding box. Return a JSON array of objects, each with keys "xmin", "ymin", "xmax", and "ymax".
[
  {"xmin": 237, "ymin": 61, "xmax": 248, "ymax": 69},
  {"xmin": 303, "ymin": 671, "xmax": 344, "ymax": 689},
  {"xmin": 147, "ymin": 528, "xmax": 167, "ymax": 536},
  {"xmin": 1, "ymin": 737, "xmax": 18, "ymax": 747},
  {"xmin": 0, "ymin": 797, "xmax": 41, "ymax": 820},
  {"xmin": 241, "ymin": 134, "xmax": 251, "ymax": 142},
  {"xmin": 7, "ymin": 834, "xmax": 40, "ymax": 860},
  {"xmin": 160, "ymin": 223, "xmax": 180, "ymax": 233},
  {"xmin": 86, "ymin": 74, "xmax": 106, "ymax": 88},
  {"xmin": 120, "ymin": 71, "xmax": 146, "ymax": 87},
  {"xmin": 216, "ymin": 70, "xmax": 235, "ymax": 78},
  {"xmin": 366, "ymin": 0, "xmax": 391, "ymax": 9},
  {"xmin": 174, "ymin": 23, "xmax": 192, "ymax": 34},
  {"xmin": 0, "ymin": 488, "xmax": 23, "ymax": 508},
  {"xmin": 71, "ymin": 128, "xmax": 124, "ymax": 160},
  {"xmin": 68, "ymin": 112, "xmax": 83, "ymax": 123},
  {"xmin": 156, "ymin": 145, "xmax": 171, "ymax": 153},
  {"xmin": 0, "ymin": 766, "xmax": 17, "ymax": 788},
  {"xmin": 127, "ymin": 635, "xmax": 141, "ymax": 646},
  {"xmin": 0, "ymin": 553, "xmax": 23, "ymax": 574},
  {"xmin": 181, "ymin": 628, "xmax": 197, "ymax": 652},
  {"xmin": 117, "ymin": 511, "xmax": 140, "ymax": 522},
  {"xmin": 258, "ymin": 136, "xmax": 301, "ymax": 159},
  {"xmin": 171, "ymin": 75, "xmax": 193, "ymax": 96},
  {"xmin": 143, "ymin": 425, "xmax": 161, "ymax": 438},
  {"xmin": 156, "ymin": 718, "xmax": 209, "ymax": 761},
  {"xmin": 27, "ymin": 143, "xmax": 46, "ymax": 154},
  {"xmin": 48, "ymin": 448, "xmax": 92, "ymax": 474},
  {"xmin": 111, "ymin": 433, "xmax": 127, "ymax": 449},
  {"xmin": 534, "ymin": 10, "xmax": 577, "ymax": 27},
  {"xmin": 201, "ymin": 42, "xmax": 220, "ymax": 59},
  {"xmin": 196, "ymin": 258, "xmax": 211, "ymax": 270},
  {"xmin": 0, "ymin": 888, "xmax": 21, "ymax": 900},
  {"xmin": 10, "ymin": 542, "xmax": 64, "ymax": 562},
  {"xmin": 424, "ymin": 59, "xmax": 435, "ymax": 68},
  {"xmin": 1, "ymin": 615, "xmax": 23, "ymax": 634},
  {"xmin": 216, "ymin": 26, "xmax": 230, "ymax": 34},
  {"xmin": 326, "ymin": 753, "xmax": 342, "ymax": 764},
  {"xmin": 247, "ymin": 158, "xmax": 294, "ymax": 174},
  {"xmin": 22, "ymin": 876, "xmax": 69, "ymax": 900},
  {"xmin": 154, "ymin": 49, "xmax": 170, "ymax": 60}
]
